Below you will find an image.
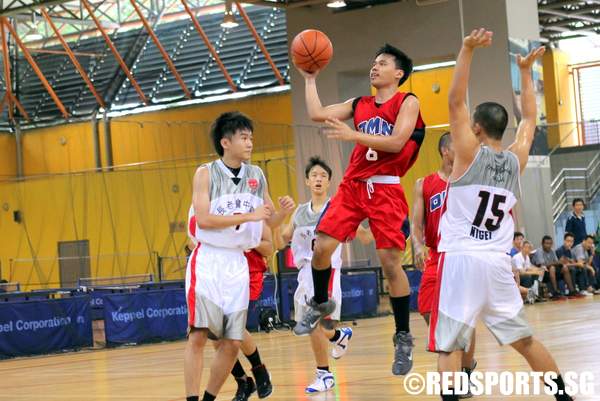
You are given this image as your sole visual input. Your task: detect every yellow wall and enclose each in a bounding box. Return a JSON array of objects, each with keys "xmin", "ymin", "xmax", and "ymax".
[
  {"xmin": 400, "ymin": 67, "xmax": 453, "ymax": 127},
  {"xmin": 0, "ymin": 93, "xmax": 296, "ymax": 289},
  {"xmin": 0, "ymin": 134, "xmax": 16, "ymax": 179},
  {"xmin": 109, "ymin": 93, "xmax": 293, "ymax": 166},
  {"xmin": 543, "ymin": 49, "xmax": 578, "ymax": 148},
  {"xmin": 0, "ymin": 70, "xmax": 458, "ymax": 287},
  {"xmin": 22, "ymin": 122, "xmax": 96, "ymax": 176},
  {"xmin": 0, "ymin": 148, "xmax": 296, "ymax": 289},
  {"xmin": 17, "ymin": 92, "xmax": 292, "ymax": 176}
]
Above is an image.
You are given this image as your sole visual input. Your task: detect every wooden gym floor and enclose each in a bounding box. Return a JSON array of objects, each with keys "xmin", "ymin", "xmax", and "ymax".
[{"xmin": 1, "ymin": 297, "xmax": 599, "ymax": 401}]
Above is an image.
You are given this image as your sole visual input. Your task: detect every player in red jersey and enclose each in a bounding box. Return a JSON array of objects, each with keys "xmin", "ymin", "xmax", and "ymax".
[
  {"xmin": 293, "ymin": 43, "xmax": 426, "ymax": 376},
  {"xmin": 413, "ymin": 132, "xmax": 453, "ymax": 322},
  {"xmin": 412, "ymin": 132, "xmax": 476, "ymax": 398}
]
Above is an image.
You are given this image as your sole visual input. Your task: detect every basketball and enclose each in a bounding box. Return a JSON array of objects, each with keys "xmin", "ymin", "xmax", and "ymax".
[{"xmin": 290, "ymin": 29, "xmax": 333, "ymax": 73}]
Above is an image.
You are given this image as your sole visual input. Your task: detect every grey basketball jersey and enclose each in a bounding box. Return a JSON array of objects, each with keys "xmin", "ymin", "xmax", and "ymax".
[
  {"xmin": 194, "ymin": 159, "xmax": 266, "ymax": 250},
  {"xmin": 291, "ymin": 200, "xmax": 342, "ymax": 269},
  {"xmin": 438, "ymin": 146, "xmax": 521, "ymax": 253}
]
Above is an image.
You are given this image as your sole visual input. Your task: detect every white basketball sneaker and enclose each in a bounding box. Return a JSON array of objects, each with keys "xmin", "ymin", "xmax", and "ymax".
[
  {"xmin": 305, "ymin": 369, "xmax": 335, "ymax": 393},
  {"xmin": 331, "ymin": 327, "xmax": 353, "ymax": 359}
]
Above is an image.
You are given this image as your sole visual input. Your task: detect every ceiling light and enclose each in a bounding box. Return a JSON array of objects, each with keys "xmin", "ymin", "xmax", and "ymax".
[
  {"xmin": 25, "ymin": 27, "xmax": 42, "ymax": 41},
  {"xmin": 221, "ymin": 1, "xmax": 239, "ymax": 29},
  {"xmin": 327, "ymin": 1, "xmax": 347, "ymax": 8}
]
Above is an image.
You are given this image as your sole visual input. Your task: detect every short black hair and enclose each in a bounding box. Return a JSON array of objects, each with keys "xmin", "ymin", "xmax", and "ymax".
[
  {"xmin": 514, "ymin": 232, "xmax": 524, "ymax": 240},
  {"xmin": 473, "ymin": 102, "xmax": 509, "ymax": 140},
  {"xmin": 584, "ymin": 234, "xmax": 595, "ymax": 241},
  {"xmin": 438, "ymin": 131, "xmax": 451, "ymax": 156},
  {"xmin": 564, "ymin": 232, "xmax": 575, "ymax": 240},
  {"xmin": 305, "ymin": 156, "xmax": 332, "ymax": 179},
  {"xmin": 572, "ymin": 198, "xmax": 585, "ymax": 207},
  {"xmin": 375, "ymin": 44, "xmax": 413, "ymax": 86},
  {"xmin": 542, "ymin": 235, "xmax": 553, "ymax": 243},
  {"xmin": 210, "ymin": 111, "xmax": 253, "ymax": 157}
]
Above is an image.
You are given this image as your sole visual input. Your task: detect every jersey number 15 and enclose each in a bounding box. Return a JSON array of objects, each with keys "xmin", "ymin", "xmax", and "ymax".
[{"xmin": 472, "ymin": 190, "xmax": 506, "ymax": 232}]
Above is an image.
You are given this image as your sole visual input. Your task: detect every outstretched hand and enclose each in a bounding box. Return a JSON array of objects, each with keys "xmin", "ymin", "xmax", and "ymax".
[
  {"xmin": 463, "ymin": 28, "xmax": 493, "ymax": 49},
  {"xmin": 296, "ymin": 66, "xmax": 319, "ymax": 80},
  {"xmin": 516, "ymin": 46, "xmax": 545, "ymax": 70},
  {"xmin": 323, "ymin": 117, "xmax": 357, "ymax": 142}
]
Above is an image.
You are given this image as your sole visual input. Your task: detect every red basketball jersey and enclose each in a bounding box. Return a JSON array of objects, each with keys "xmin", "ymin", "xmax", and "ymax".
[
  {"xmin": 422, "ymin": 172, "xmax": 447, "ymax": 251},
  {"xmin": 245, "ymin": 248, "xmax": 267, "ymax": 274},
  {"xmin": 345, "ymin": 92, "xmax": 426, "ymax": 180}
]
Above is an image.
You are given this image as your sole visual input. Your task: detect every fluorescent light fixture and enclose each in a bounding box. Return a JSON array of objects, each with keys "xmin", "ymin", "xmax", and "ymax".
[
  {"xmin": 327, "ymin": 1, "xmax": 347, "ymax": 8},
  {"xmin": 221, "ymin": 1, "xmax": 239, "ymax": 28},
  {"xmin": 413, "ymin": 60, "xmax": 456, "ymax": 71},
  {"xmin": 24, "ymin": 24, "xmax": 42, "ymax": 41}
]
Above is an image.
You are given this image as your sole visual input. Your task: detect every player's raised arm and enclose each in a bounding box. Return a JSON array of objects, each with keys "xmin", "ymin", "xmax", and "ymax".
[
  {"xmin": 508, "ymin": 46, "xmax": 546, "ymax": 173},
  {"xmin": 449, "ymin": 29, "xmax": 492, "ymax": 167},
  {"xmin": 299, "ymin": 68, "xmax": 354, "ymax": 122},
  {"xmin": 192, "ymin": 166, "xmax": 271, "ymax": 229},
  {"xmin": 411, "ymin": 178, "xmax": 427, "ymax": 271}
]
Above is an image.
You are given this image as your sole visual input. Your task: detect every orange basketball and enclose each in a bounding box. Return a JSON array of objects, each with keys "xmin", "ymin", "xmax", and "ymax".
[{"xmin": 290, "ymin": 29, "xmax": 333, "ymax": 73}]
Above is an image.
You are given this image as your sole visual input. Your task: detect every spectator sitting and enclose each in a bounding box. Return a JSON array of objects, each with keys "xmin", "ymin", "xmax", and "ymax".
[
  {"xmin": 532, "ymin": 235, "xmax": 577, "ymax": 300},
  {"xmin": 565, "ymin": 198, "xmax": 587, "ymax": 246},
  {"xmin": 509, "ymin": 231, "xmax": 525, "ymax": 257},
  {"xmin": 572, "ymin": 235, "xmax": 599, "ymax": 295},
  {"xmin": 511, "ymin": 264, "xmax": 535, "ymax": 304},
  {"xmin": 556, "ymin": 232, "xmax": 587, "ymax": 297},
  {"xmin": 594, "ymin": 224, "xmax": 600, "ymax": 287},
  {"xmin": 512, "ymin": 241, "xmax": 546, "ymax": 301}
]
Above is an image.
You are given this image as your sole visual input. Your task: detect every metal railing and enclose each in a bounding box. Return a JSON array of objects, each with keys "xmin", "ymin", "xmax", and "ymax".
[{"xmin": 551, "ymin": 152, "xmax": 600, "ymax": 222}]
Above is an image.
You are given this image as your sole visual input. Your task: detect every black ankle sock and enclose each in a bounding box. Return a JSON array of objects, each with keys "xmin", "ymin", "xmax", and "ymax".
[
  {"xmin": 441, "ymin": 389, "xmax": 459, "ymax": 401},
  {"xmin": 246, "ymin": 348, "xmax": 262, "ymax": 369},
  {"xmin": 201, "ymin": 391, "xmax": 216, "ymax": 401},
  {"xmin": 329, "ymin": 329, "xmax": 341, "ymax": 342},
  {"xmin": 186, "ymin": 397, "xmax": 199, "ymax": 401},
  {"xmin": 546, "ymin": 375, "xmax": 573, "ymax": 401},
  {"xmin": 390, "ymin": 295, "xmax": 410, "ymax": 334},
  {"xmin": 231, "ymin": 359, "xmax": 246, "ymax": 379},
  {"xmin": 312, "ymin": 266, "xmax": 331, "ymax": 304},
  {"xmin": 317, "ymin": 366, "xmax": 330, "ymax": 372}
]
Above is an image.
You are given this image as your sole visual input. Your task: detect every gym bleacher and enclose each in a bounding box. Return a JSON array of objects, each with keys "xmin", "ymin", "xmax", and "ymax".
[{"xmin": 0, "ymin": 6, "xmax": 288, "ymax": 127}]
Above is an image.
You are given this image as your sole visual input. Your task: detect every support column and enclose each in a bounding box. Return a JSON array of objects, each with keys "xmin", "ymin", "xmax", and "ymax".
[
  {"xmin": 15, "ymin": 122, "xmax": 23, "ymax": 178},
  {"xmin": 103, "ymin": 111, "xmax": 114, "ymax": 171},
  {"xmin": 91, "ymin": 112, "xmax": 102, "ymax": 171}
]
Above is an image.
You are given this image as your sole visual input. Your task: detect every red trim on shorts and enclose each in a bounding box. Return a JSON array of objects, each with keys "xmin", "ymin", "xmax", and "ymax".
[
  {"xmin": 187, "ymin": 243, "xmax": 201, "ymax": 326},
  {"xmin": 189, "ymin": 215, "xmax": 196, "ymax": 238},
  {"xmin": 427, "ymin": 252, "xmax": 445, "ymax": 352}
]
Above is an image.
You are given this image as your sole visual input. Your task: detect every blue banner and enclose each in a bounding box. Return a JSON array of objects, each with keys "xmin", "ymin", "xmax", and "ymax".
[
  {"xmin": 340, "ymin": 272, "xmax": 379, "ymax": 319},
  {"xmin": 103, "ymin": 289, "xmax": 188, "ymax": 345},
  {"xmin": 278, "ymin": 271, "xmax": 379, "ymax": 321},
  {"xmin": 0, "ymin": 296, "xmax": 93, "ymax": 358}
]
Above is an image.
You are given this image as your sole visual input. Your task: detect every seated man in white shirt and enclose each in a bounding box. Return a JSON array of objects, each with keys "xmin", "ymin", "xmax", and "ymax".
[{"xmin": 512, "ymin": 241, "xmax": 546, "ymax": 302}]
